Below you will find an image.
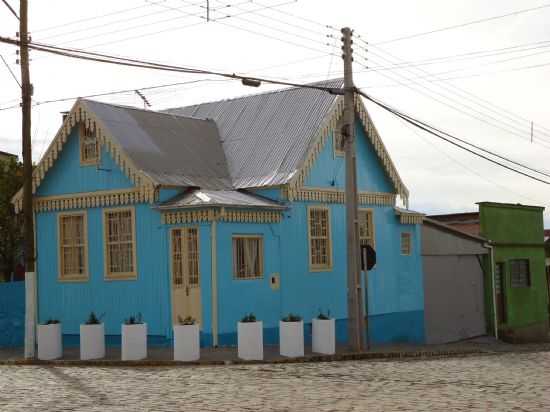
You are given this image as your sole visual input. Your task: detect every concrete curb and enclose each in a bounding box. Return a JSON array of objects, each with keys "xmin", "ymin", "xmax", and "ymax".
[{"xmin": 0, "ymin": 348, "xmax": 489, "ymax": 367}]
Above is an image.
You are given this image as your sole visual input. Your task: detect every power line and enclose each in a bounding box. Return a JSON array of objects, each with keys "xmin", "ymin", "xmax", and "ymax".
[
  {"xmin": 354, "ymin": 48, "xmax": 550, "ymax": 146},
  {"xmin": 373, "ymin": 2, "xmax": 550, "ymax": 45},
  {"xmin": 1, "ymin": 0, "xmax": 18, "ymax": 20},
  {"xmin": 0, "ymin": 54, "xmax": 21, "ymax": 88},
  {"xmin": 363, "ymin": 42, "xmax": 550, "ymax": 140},
  {"xmin": 0, "ymin": 35, "xmax": 343, "ymax": 104},
  {"xmin": 357, "ymin": 89, "xmax": 550, "ymax": 185}
]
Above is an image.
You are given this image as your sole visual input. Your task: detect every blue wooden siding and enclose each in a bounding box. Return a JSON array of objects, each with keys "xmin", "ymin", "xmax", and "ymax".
[
  {"xmin": 305, "ymin": 120, "xmax": 395, "ymax": 193},
  {"xmin": 36, "ymin": 203, "xmax": 172, "ymax": 340},
  {"xmin": 33, "ymin": 114, "xmax": 425, "ymax": 347},
  {"xmin": 0, "ymin": 282, "xmax": 25, "ymax": 347},
  {"xmin": 37, "ymin": 127, "xmax": 134, "ymax": 196}
]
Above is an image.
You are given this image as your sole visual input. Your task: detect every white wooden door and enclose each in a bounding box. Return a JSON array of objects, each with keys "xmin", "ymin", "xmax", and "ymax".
[{"xmin": 171, "ymin": 228, "xmax": 201, "ymax": 326}]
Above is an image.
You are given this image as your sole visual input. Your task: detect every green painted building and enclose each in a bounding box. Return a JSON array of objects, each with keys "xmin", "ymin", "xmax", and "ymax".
[{"xmin": 479, "ymin": 202, "xmax": 549, "ymax": 342}]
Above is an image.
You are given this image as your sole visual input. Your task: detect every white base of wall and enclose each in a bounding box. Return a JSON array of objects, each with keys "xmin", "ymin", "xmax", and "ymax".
[
  {"xmin": 279, "ymin": 320, "xmax": 304, "ymax": 358},
  {"xmin": 37, "ymin": 323, "xmax": 62, "ymax": 360},
  {"xmin": 121, "ymin": 323, "xmax": 147, "ymax": 361},
  {"xmin": 312, "ymin": 318, "xmax": 335, "ymax": 355},
  {"xmin": 174, "ymin": 324, "xmax": 200, "ymax": 362},
  {"xmin": 238, "ymin": 321, "xmax": 263, "ymax": 360},
  {"xmin": 80, "ymin": 324, "xmax": 106, "ymax": 360}
]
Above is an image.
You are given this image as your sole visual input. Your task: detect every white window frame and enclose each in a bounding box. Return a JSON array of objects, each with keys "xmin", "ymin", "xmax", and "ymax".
[
  {"xmin": 358, "ymin": 209, "xmax": 375, "ymax": 248},
  {"xmin": 79, "ymin": 123, "xmax": 99, "ymax": 166},
  {"xmin": 308, "ymin": 205, "xmax": 333, "ymax": 271},
  {"xmin": 103, "ymin": 207, "xmax": 137, "ymax": 280},
  {"xmin": 400, "ymin": 232, "xmax": 412, "ymax": 256},
  {"xmin": 57, "ymin": 211, "xmax": 88, "ymax": 282},
  {"xmin": 232, "ymin": 235, "xmax": 264, "ymax": 280},
  {"xmin": 333, "ymin": 117, "xmax": 345, "ymax": 157}
]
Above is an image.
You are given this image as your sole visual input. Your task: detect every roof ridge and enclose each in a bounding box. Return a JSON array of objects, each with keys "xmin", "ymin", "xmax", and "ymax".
[
  {"xmin": 163, "ymin": 78, "xmax": 344, "ymax": 111},
  {"xmin": 80, "ymin": 98, "xmax": 213, "ymax": 123}
]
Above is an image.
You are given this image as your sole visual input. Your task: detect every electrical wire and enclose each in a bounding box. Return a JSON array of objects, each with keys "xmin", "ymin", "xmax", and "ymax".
[
  {"xmin": 357, "ymin": 89, "xmax": 550, "ymax": 185},
  {"xmin": 0, "ymin": 54, "xmax": 21, "ymax": 88},
  {"xmin": 354, "ymin": 49, "xmax": 550, "ymax": 146},
  {"xmin": 1, "ymin": 0, "xmax": 18, "ymax": 20},
  {"xmin": 362, "ymin": 42, "xmax": 550, "ymax": 140},
  {"xmin": 372, "ymin": 3, "xmax": 550, "ymax": 45}
]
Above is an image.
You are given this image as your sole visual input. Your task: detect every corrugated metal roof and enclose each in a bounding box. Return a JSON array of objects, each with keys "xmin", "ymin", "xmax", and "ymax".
[
  {"xmin": 163, "ymin": 79, "xmax": 343, "ymax": 188},
  {"xmin": 83, "ymin": 99, "xmax": 232, "ymax": 189},
  {"xmin": 157, "ymin": 189, "xmax": 286, "ymax": 210}
]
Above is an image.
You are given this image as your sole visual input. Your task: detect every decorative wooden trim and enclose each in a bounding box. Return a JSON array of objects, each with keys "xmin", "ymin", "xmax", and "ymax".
[
  {"xmin": 355, "ymin": 97, "xmax": 410, "ymax": 207},
  {"xmin": 103, "ymin": 206, "xmax": 138, "ymax": 280},
  {"xmin": 288, "ymin": 96, "xmax": 410, "ymax": 207},
  {"xmin": 307, "ymin": 205, "xmax": 333, "ymax": 272},
  {"xmin": 12, "ymin": 99, "xmax": 157, "ymax": 212},
  {"xmin": 33, "ymin": 188, "xmax": 149, "ymax": 213},
  {"xmin": 57, "ymin": 211, "xmax": 89, "ymax": 282},
  {"xmin": 161, "ymin": 208, "xmax": 283, "ymax": 225},
  {"xmin": 285, "ymin": 186, "xmax": 396, "ymax": 206},
  {"xmin": 399, "ymin": 214, "xmax": 424, "ymax": 225},
  {"xmin": 290, "ymin": 98, "xmax": 344, "ymax": 190}
]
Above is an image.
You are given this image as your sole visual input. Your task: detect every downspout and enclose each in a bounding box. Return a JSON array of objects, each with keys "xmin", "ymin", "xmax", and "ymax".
[
  {"xmin": 211, "ymin": 219, "xmax": 219, "ymax": 347},
  {"xmin": 486, "ymin": 243, "xmax": 499, "ymax": 340}
]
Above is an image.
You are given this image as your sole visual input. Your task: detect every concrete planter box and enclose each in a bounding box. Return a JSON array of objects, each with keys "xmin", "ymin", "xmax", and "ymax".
[
  {"xmin": 173, "ymin": 324, "xmax": 200, "ymax": 361},
  {"xmin": 37, "ymin": 323, "xmax": 62, "ymax": 360},
  {"xmin": 121, "ymin": 323, "xmax": 147, "ymax": 361},
  {"xmin": 80, "ymin": 323, "xmax": 105, "ymax": 360},
  {"xmin": 279, "ymin": 320, "xmax": 304, "ymax": 358},
  {"xmin": 238, "ymin": 321, "xmax": 263, "ymax": 360},
  {"xmin": 312, "ymin": 318, "xmax": 335, "ymax": 355}
]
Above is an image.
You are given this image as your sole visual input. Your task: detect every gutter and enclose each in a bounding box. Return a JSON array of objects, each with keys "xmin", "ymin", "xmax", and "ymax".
[{"xmin": 485, "ymin": 242, "xmax": 499, "ymax": 340}]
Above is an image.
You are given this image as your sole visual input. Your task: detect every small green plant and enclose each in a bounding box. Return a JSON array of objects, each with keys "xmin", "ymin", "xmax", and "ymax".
[
  {"xmin": 85, "ymin": 312, "xmax": 105, "ymax": 325},
  {"xmin": 282, "ymin": 313, "xmax": 302, "ymax": 322},
  {"xmin": 241, "ymin": 313, "xmax": 257, "ymax": 323},
  {"xmin": 177, "ymin": 315, "xmax": 196, "ymax": 325},
  {"xmin": 44, "ymin": 319, "xmax": 60, "ymax": 325},
  {"xmin": 124, "ymin": 313, "xmax": 143, "ymax": 325},
  {"xmin": 317, "ymin": 309, "xmax": 331, "ymax": 320}
]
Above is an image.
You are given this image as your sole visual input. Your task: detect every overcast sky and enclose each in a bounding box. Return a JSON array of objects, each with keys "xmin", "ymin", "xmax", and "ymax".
[{"xmin": 1, "ymin": 0, "xmax": 549, "ymax": 225}]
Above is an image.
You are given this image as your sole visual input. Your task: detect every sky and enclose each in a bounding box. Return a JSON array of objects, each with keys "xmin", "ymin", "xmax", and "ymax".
[{"xmin": 1, "ymin": 0, "xmax": 550, "ymax": 226}]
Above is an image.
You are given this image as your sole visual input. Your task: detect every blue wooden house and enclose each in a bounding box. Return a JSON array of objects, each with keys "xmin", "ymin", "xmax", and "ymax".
[{"xmin": 13, "ymin": 80, "xmax": 425, "ymax": 346}]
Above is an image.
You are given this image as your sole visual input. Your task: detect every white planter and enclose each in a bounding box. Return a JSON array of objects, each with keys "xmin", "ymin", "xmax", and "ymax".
[
  {"xmin": 37, "ymin": 323, "xmax": 62, "ymax": 360},
  {"xmin": 279, "ymin": 320, "xmax": 304, "ymax": 358},
  {"xmin": 174, "ymin": 324, "xmax": 200, "ymax": 361},
  {"xmin": 312, "ymin": 318, "xmax": 335, "ymax": 355},
  {"xmin": 238, "ymin": 321, "xmax": 263, "ymax": 360},
  {"xmin": 121, "ymin": 323, "xmax": 147, "ymax": 361},
  {"xmin": 80, "ymin": 323, "xmax": 106, "ymax": 360}
]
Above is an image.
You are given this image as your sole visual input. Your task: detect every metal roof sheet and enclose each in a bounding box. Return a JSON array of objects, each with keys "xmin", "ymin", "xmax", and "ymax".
[
  {"xmin": 163, "ymin": 79, "xmax": 343, "ymax": 188},
  {"xmin": 82, "ymin": 99, "xmax": 232, "ymax": 189},
  {"xmin": 158, "ymin": 189, "xmax": 286, "ymax": 210}
]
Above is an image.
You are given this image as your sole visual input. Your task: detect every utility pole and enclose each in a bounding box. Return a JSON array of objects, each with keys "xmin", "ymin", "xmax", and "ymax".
[
  {"xmin": 341, "ymin": 27, "xmax": 365, "ymax": 352},
  {"xmin": 19, "ymin": 0, "xmax": 36, "ymax": 359}
]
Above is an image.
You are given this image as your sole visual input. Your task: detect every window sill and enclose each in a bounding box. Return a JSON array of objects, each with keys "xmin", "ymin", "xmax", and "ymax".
[
  {"xmin": 58, "ymin": 276, "xmax": 89, "ymax": 283},
  {"xmin": 104, "ymin": 274, "xmax": 137, "ymax": 281}
]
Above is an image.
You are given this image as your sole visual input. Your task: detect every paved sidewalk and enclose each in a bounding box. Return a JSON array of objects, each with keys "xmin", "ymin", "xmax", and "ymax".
[{"xmin": 2, "ymin": 336, "xmax": 550, "ymax": 366}]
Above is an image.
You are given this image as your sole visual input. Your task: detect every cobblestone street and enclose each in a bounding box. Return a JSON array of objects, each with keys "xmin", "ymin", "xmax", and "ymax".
[{"xmin": 0, "ymin": 352, "xmax": 549, "ymax": 411}]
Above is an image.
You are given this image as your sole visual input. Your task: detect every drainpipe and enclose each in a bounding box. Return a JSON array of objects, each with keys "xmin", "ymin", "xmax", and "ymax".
[
  {"xmin": 486, "ymin": 243, "xmax": 499, "ymax": 340},
  {"xmin": 211, "ymin": 219, "xmax": 219, "ymax": 347}
]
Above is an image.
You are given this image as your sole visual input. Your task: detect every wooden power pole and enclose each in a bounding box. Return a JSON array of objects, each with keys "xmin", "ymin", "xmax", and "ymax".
[
  {"xmin": 341, "ymin": 27, "xmax": 365, "ymax": 352},
  {"xmin": 19, "ymin": 0, "xmax": 36, "ymax": 359}
]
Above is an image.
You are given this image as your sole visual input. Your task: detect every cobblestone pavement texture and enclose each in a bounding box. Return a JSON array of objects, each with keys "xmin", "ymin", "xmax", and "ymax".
[{"xmin": 0, "ymin": 352, "xmax": 549, "ymax": 411}]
